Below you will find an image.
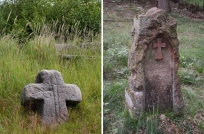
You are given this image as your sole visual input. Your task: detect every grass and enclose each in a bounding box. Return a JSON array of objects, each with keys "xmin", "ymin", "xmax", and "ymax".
[
  {"xmin": 0, "ymin": 26, "xmax": 101, "ymax": 133},
  {"xmin": 103, "ymin": 21, "xmax": 131, "ymax": 80},
  {"xmin": 184, "ymin": 0, "xmax": 204, "ymax": 7},
  {"xmin": 103, "ymin": 4, "xmax": 204, "ymax": 134}
]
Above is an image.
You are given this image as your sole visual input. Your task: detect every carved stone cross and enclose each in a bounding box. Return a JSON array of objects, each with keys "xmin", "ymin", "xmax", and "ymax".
[
  {"xmin": 21, "ymin": 70, "xmax": 82, "ymax": 125},
  {"xmin": 152, "ymin": 38, "xmax": 166, "ymax": 60},
  {"xmin": 126, "ymin": 7, "xmax": 184, "ymax": 118}
]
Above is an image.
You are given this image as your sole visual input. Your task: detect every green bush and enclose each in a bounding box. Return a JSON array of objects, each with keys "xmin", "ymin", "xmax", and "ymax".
[{"xmin": 0, "ymin": 0, "xmax": 101, "ymax": 41}]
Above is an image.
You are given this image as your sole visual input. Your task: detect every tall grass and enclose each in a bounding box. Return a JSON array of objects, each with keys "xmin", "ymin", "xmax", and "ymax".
[{"xmin": 0, "ymin": 24, "xmax": 101, "ymax": 133}]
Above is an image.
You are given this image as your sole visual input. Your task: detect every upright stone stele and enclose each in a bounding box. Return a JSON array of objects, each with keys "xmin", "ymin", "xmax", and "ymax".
[
  {"xmin": 21, "ymin": 70, "xmax": 82, "ymax": 125},
  {"xmin": 125, "ymin": 7, "xmax": 184, "ymax": 117}
]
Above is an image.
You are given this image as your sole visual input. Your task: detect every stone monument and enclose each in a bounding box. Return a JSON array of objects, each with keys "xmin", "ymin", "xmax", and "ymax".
[
  {"xmin": 21, "ymin": 70, "xmax": 82, "ymax": 125},
  {"xmin": 125, "ymin": 7, "xmax": 184, "ymax": 117}
]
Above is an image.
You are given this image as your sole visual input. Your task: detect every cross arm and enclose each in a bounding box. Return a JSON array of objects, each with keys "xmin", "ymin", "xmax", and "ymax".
[
  {"xmin": 63, "ymin": 84, "xmax": 82, "ymax": 105},
  {"xmin": 152, "ymin": 43, "xmax": 158, "ymax": 48},
  {"xmin": 21, "ymin": 83, "xmax": 45, "ymax": 109}
]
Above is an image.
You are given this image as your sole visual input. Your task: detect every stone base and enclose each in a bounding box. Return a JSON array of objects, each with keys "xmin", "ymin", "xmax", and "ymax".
[{"xmin": 125, "ymin": 88, "xmax": 144, "ymax": 118}]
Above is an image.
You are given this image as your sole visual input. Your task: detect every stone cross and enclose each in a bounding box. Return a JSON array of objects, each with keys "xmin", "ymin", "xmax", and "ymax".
[
  {"xmin": 153, "ymin": 38, "xmax": 166, "ymax": 60},
  {"xmin": 21, "ymin": 70, "xmax": 82, "ymax": 125},
  {"xmin": 126, "ymin": 7, "xmax": 184, "ymax": 118}
]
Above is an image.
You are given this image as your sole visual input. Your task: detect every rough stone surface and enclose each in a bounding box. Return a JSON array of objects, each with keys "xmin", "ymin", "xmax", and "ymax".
[
  {"xmin": 55, "ymin": 44, "xmax": 78, "ymax": 53},
  {"xmin": 79, "ymin": 42, "xmax": 101, "ymax": 49},
  {"xmin": 21, "ymin": 70, "xmax": 82, "ymax": 125},
  {"xmin": 126, "ymin": 7, "xmax": 184, "ymax": 117},
  {"xmin": 55, "ymin": 44, "xmax": 67, "ymax": 52},
  {"xmin": 55, "ymin": 42, "xmax": 101, "ymax": 53}
]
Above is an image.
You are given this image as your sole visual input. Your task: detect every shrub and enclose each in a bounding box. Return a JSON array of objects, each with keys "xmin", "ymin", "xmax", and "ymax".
[{"xmin": 0, "ymin": 0, "xmax": 101, "ymax": 41}]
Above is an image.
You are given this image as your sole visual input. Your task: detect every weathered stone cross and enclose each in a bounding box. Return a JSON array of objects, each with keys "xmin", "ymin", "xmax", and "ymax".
[
  {"xmin": 152, "ymin": 38, "xmax": 166, "ymax": 60},
  {"xmin": 21, "ymin": 70, "xmax": 82, "ymax": 125}
]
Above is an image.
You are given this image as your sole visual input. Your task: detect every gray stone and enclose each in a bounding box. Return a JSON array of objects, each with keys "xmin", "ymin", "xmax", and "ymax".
[
  {"xmin": 126, "ymin": 7, "xmax": 184, "ymax": 118},
  {"xmin": 55, "ymin": 44, "xmax": 68, "ymax": 53},
  {"xmin": 79, "ymin": 42, "xmax": 101, "ymax": 49},
  {"xmin": 55, "ymin": 44, "xmax": 78, "ymax": 53},
  {"xmin": 21, "ymin": 70, "xmax": 82, "ymax": 125},
  {"xmin": 56, "ymin": 42, "xmax": 101, "ymax": 53}
]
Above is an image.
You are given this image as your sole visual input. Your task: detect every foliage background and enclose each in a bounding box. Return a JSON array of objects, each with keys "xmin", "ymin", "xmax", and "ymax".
[{"xmin": 0, "ymin": 0, "xmax": 101, "ymax": 42}]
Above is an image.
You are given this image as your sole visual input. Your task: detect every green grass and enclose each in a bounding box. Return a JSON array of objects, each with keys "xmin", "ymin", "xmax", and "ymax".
[
  {"xmin": 184, "ymin": 0, "xmax": 204, "ymax": 7},
  {"xmin": 103, "ymin": 5, "xmax": 204, "ymax": 133},
  {"xmin": 103, "ymin": 21, "xmax": 131, "ymax": 80},
  {"xmin": 104, "ymin": 80, "xmax": 162, "ymax": 133},
  {"xmin": 0, "ymin": 31, "xmax": 101, "ymax": 133}
]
